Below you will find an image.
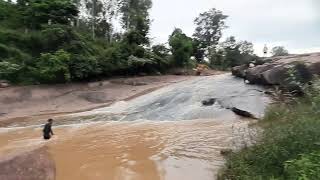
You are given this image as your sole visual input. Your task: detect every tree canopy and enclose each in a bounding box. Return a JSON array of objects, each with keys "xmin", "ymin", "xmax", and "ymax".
[
  {"xmin": 193, "ymin": 8, "xmax": 228, "ymax": 61},
  {"xmin": 271, "ymin": 46, "xmax": 289, "ymax": 57},
  {"xmin": 169, "ymin": 28, "xmax": 194, "ymax": 67}
]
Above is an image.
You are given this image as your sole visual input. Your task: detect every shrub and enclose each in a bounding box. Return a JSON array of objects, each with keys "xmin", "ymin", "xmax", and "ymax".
[
  {"xmin": 35, "ymin": 49, "xmax": 71, "ymax": 83},
  {"xmin": 0, "ymin": 61, "xmax": 21, "ymax": 81},
  {"xmin": 68, "ymin": 55, "xmax": 101, "ymax": 81},
  {"xmin": 285, "ymin": 151, "xmax": 320, "ymax": 179}
]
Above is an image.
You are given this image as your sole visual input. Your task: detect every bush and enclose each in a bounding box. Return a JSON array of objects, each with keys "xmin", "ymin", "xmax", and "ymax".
[
  {"xmin": 285, "ymin": 151, "xmax": 320, "ymax": 179},
  {"xmin": 35, "ymin": 49, "xmax": 71, "ymax": 83},
  {"xmin": 0, "ymin": 61, "xmax": 21, "ymax": 82},
  {"xmin": 169, "ymin": 28, "xmax": 194, "ymax": 67},
  {"xmin": 68, "ymin": 55, "xmax": 101, "ymax": 81}
]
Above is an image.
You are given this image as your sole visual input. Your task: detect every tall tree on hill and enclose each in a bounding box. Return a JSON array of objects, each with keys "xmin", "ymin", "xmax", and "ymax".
[
  {"xmin": 119, "ymin": 0, "xmax": 152, "ymax": 45},
  {"xmin": 193, "ymin": 8, "xmax": 228, "ymax": 62},
  {"xmin": 169, "ymin": 28, "xmax": 194, "ymax": 67},
  {"xmin": 75, "ymin": 0, "xmax": 118, "ymax": 40}
]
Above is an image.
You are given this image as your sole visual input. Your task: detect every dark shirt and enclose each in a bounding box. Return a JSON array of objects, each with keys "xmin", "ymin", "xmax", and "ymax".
[{"xmin": 43, "ymin": 123, "xmax": 53, "ymax": 138}]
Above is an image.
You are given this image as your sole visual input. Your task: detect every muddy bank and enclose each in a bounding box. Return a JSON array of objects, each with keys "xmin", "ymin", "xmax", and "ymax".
[{"xmin": 0, "ymin": 75, "xmax": 193, "ymax": 126}]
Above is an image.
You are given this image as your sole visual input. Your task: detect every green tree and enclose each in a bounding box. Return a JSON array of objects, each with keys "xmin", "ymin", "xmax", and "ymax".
[
  {"xmin": 169, "ymin": 28, "xmax": 194, "ymax": 67},
  {"xmin": 76, "ymin": 0, "xmax": 117, "ymax": 40},
  {"xmin": 193, "ymin": 8, "xmax": 228, "ymax": 61},
  {"xmin": 152, "ymin": 44, "xmax": 170, "ymax": 59},
  {"xmin": 119, "ymin": 0, "xmax": 152, "ymax": 45},
  {"xmin": 0, "ymin": 0, "xmax": 23, "ymax": 28},
  {"xmin": 22, "ymin": 0, "xmax": 79, "ymax": 29},
  {"xmin": 271, "ymin": 46, "xmax": 289, "ymax": 57},
  {"xmin": 36, "ymin": 49, "xmax": 71, "ymax": 83},
  {"xmin": 211, "ymin": 36, "xmax": 256, "ymax": 69}
]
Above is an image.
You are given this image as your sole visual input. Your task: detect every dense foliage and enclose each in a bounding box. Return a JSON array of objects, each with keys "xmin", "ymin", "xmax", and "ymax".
[
  {"xmin": 210, "ymin": 36, "xmax": 258, "ymax": 70},
  {"xmin": 220, "ymin": 79, "xmax": 320, "ymax": 179},
  {"xmin": 192, "ymin": 9, "xmax": 257, "ymax": 70},
  {"xmin": 0, "ymin": 0, "xmax": 172, "ymax": 84},
  {"xmin": 0, "ymin": 0, "xmax": 258, "ymax": 84},
  {"xmin": 169, "ymin": 28, "xmax": 194, "ymax": 67},
  {"xmin": 272, "ymin": 46, "xmax": 289, "ymax": 57}
]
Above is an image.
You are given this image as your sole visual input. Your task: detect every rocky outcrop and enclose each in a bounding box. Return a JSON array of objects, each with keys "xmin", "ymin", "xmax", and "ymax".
[
  {"xmin": 0, "ymin": 147, "xmax": 56, "ymax": 180},
  {"xmin": 232, "ymin": 53, "xmax": 320, "ymax": 87},
  {"xmin": 231, "ymin": 64, "xmax": 248, "ymax": 78}
]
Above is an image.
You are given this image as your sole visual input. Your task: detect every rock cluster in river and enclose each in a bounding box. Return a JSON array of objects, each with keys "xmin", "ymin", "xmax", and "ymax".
[{"xmin": 232, "ymin": 53, "xmax": 320, "ymax": 88}]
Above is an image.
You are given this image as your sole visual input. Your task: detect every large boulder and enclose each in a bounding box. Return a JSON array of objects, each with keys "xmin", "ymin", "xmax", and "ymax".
[
  {"xmin": 233, "ymin": 53, "xmax": 320, "ymax": 87},
  {"xmin": 231, "ymin": 64, "xmax": 248, "ymax": 78},
  {"xmin": 0, "ymin": 147, "xmax": 56, "ymax": 180},
  {"xmin": 260, "ymin": 65, "xmax": 290, "ymax": 85},
  {"xmin": 245, "ymin": 64, "xmax": 276, "ymax": 84}
]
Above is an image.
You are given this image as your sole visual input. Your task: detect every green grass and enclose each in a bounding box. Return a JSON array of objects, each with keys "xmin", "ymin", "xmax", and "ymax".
[{"xmin": 219, "ymin": 81, "xmax": 320, "ymax": 180}]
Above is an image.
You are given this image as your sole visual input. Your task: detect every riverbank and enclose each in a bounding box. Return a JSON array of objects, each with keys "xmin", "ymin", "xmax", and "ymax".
[{"xmin": 219, "ymin": 79, "xmax": 320, "ymax": 179}]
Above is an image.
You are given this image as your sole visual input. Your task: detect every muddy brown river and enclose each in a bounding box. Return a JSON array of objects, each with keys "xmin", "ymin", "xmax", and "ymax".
[{"xmin": 0, "ymin": 74, "xmax": 271, "ymax": 180}]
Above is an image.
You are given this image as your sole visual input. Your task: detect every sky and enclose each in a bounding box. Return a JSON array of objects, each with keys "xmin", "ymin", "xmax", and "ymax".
[{"xmin": 149, "ymin": 0, "xmax": 320, "ymax": 56}]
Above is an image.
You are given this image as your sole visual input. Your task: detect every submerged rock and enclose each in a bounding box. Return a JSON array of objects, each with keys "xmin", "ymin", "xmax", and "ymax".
[
  {"xmin": 231, "ymin": 107, "xmax": 257, "ymax": 119},
  {"xmin": 202, "ymin": 98, "xmax": 216, "ymax": 106},
  {"xmin": 0, "ymin": 147, "xmax": 56, "ymax": 180}
]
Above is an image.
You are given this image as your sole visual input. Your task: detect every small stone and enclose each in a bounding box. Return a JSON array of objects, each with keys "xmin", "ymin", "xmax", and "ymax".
[
  {"xmin": 202, "ymin": 98, "xmax": 216, "ymax": 106},
  {"xmin": 220, "ymin": 149, "xmax": 233, "ymax": 156}
]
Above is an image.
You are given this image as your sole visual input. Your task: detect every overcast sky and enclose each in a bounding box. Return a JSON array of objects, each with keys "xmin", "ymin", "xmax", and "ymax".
[{"xmin": 149, "ymin": 0, "xmax": 320, "ymax": 56}]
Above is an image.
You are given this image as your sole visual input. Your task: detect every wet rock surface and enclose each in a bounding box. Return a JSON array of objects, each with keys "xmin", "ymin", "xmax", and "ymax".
[
  {"xmin": 75, "ymin": 74, "xmax": 270, "ymax": 121},
  {"xmin": 0, "ymin": 147, "xmax": 56, "ymax": 180}
]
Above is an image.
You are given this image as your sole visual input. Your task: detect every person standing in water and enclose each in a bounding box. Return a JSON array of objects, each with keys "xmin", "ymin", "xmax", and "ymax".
[{"xmin": 43, "ymin": 119, "xmax": 54, "ymax": 140}]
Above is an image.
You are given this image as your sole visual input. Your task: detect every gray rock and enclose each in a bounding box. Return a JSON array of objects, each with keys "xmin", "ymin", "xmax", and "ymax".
[
  {"xmin": 232, "ymin": 53, "xmax": 320, "ymax": 88},
  {"xmin": 0, "ymin": 147, "xmax": 56, "ymax": 180},
  {"xmin": 231, "ymin": 64, "xmax": 247, "ymax": 78},
  {"xmin": 202, "ymin": 98, "xmax": 216, "ymax": 106},
  {"xmin": 231, "ymin": 107, "xmax": 257, "ymax": 119},
  {"xmin": 220, "ymin": 149, "xmax": 233, "ymax": 156},
  {"xmin": 245, "ymin": 64, "xmax": 275, "ymax": 84}
]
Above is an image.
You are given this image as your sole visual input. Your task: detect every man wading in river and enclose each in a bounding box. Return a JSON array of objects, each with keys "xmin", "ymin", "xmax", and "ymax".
[{"xmin": 43, "ymin": 119, "xmax": 54, "ymax": 140}]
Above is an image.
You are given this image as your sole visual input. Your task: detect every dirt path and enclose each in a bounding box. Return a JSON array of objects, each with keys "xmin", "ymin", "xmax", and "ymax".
[{"xmin": 0, "ymin": 75, "xmax": 195, "ymax": 127}]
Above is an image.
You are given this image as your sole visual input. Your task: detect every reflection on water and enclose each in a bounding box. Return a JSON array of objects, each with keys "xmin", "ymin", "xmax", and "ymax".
[
  {"xmin": 0, "ymin": 74, "xmax": 270, "ymax": 180},
  {"xmin": 0, "ymin": 119, "xmax": 249, "ymax": 180}
]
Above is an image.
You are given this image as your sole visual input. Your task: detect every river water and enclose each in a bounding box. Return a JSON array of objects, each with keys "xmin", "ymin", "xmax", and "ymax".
[{"xmin": 0, "ymin": 74, "xmax": 271, "ymax": 180}]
